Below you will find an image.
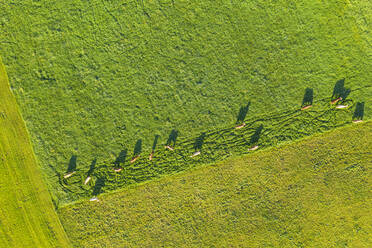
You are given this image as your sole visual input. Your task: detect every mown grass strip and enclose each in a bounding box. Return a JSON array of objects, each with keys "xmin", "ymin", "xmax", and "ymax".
[
  {"xmin": 59, "ymin": 121, "xmax": 372, "ymax": 247},
  {"xmin": 0, "ymin": 58, "xmax": 70, "ymax": 248}
]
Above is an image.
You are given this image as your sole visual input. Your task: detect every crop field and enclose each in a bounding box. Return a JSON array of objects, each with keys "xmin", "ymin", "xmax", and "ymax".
[
  {"xmin": 0, "ymin": 58, "xmax": 70, "ymax": 247},
  {"xmin": 0, "ymin": 0, "xmax": 371, "ymax": 204},
  {"xmin": 59, "ymin": 121, "xmax": 372, "ymax": 247}
]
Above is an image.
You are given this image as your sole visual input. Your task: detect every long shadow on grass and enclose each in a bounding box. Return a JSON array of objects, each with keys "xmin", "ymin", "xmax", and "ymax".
[
  {"xmin": 353, "ymin": 102, "xmax": 365, "ymax": 120},
  {"xmin": 114, "ymin": 149, "xmax": 127, "ymax": 167},
  {"xmin": 236, "ymin": 102, "xmax": 251, "ymax": 124},
  {"xmin": 87, "ymin": 159, "xmax": 97, "ymax": 177},
  {"xmin": 332, "ymin": 79, "xmax": 351, "ymax": 101},
  {"xmin": 302, "ymin": 88, "xmax": 313, "ymax": 107},
  {"xmin": 92, "ymin": 177, "xmax": 105, "ymax": 196},
  {"xmin": 194, "ymin": 132, "xmax": 206, "ymax": 151},
  {"xmin": 250, "ymin": 124, "xmax": 264, "ymax": 145},
  {"xmin": 166, "ymin": 129, "xmax": 178, "ymax": 147},
  {"xmin": 133, "ymin": 139, "xmax": 142, "ymax": 156},
  {"xmin": 152, "ymin": 135, "xmax": 159, "ymax": 151},
  {"xmin": 67, "ymin": 155, "xmax": 77, "ymax": 173}
]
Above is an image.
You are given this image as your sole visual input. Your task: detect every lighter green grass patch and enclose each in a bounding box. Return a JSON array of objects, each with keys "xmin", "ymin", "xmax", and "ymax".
[
  {"xmin": 59, "ymin": 122, "xmax": 372, "ymax": 247},
  {"xmin": 0, "ymin": 58, "xmax": 70, "ymax": 248}
]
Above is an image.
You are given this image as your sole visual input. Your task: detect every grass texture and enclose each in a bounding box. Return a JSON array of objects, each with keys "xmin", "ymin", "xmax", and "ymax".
[
  {"xmin": 0, "ymin": 0, "xmax": 371, "ymax": 204},
  {"xmin": 0, "ymin": 58, "xmax": 70, "ymax": 247},
  {"xmin": 61, "ymin": 96, "xmax": 363, "ymax": 203},
  {"xmin": 59, "ymin": 121, "xmax": 372, "ymax": 248}
]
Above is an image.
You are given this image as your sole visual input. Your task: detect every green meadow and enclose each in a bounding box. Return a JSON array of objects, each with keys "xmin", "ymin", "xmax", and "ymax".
[
  {"xmin": 1, "ymin": 0, "xmax": 371, "ymax": 204},
  {"xmin": 0, "ymin": 0, "xmax": 371, "ymax": 247},
  {"xmin": 59, "ymin": 122, "xmax": 372, "ymax": 248},
  {"xmin": 0, "ymin": 58, "xmax": 70, "ymax": 247},
  {"xmin": 59, "ymin": 97, "xmax": 363, "ymax": 202}
]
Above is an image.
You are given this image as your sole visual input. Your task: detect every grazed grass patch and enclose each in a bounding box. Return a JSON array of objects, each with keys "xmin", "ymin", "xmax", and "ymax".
[{"xmin": 61, "ymin": 96, "xmax": 361, "ymax": 201}]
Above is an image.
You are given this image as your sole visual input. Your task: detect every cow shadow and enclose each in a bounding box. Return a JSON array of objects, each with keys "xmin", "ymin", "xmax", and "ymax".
[
  {"xmin": 87, "ymin": 158, "xmax": 96, "ymax": 176},
  {"xmin": 134, "ymin": 139, "xmax": 142, "ymax": 156},
  {"xmin": 353, "ymin": 102, "xmax": 365, "ymax": 120},
  {"xmin": 194, "ymin": 132, "xmax": 206, "ymax": 151},
  {"xmin": 67, "ymin": 155, "xmax": 77, "ymax": 173},
  {"xmin": 236, "ymin": 102, "xmax": 251, "ymax": 124},
  {"xmin": 302, "ymin": 88, "xmax": 313, "ymax": 107},
  {"xmin": 166, "ymin": 129, "xmax": 178, "ymax": 147},
  {"xmin": 114, "ymin": 149, "xmax": 127, "ymax": 166},
  {"xmin": 250, "ymin": 125, "xmax": 263, "ymax": 144},
  {"xmin": 332, "ymin": 79, "xmax": 351, "ymax": 100},
  {"xmin": 92, "ymin": 177, "xmax": 105, "ymax": 196},
  {"xmin": 152, "ymin": 135, "xmax": 160, "ymax": 151}
]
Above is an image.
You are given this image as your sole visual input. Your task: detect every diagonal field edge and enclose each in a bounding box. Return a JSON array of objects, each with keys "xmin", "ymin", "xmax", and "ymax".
[
  {"xmin": 61, "ymin": 91, "xmax": 364, "ymax": 204},
  {"xmin": 0, "ymin": 57, "xmax": 71, "ymax": 248}
]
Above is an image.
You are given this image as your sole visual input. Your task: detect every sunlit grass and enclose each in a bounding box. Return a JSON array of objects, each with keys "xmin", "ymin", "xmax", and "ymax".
[
  {"xmin": 0, "ymin": 58, "xmax": 70, "ymax": 248},
  {"xmin": 59, "ymin": 121, "xmax": 372, "ymax": 248},
  {"xmin": 0, "ymin": 0, "xmax": 370, "ymax": 204}
]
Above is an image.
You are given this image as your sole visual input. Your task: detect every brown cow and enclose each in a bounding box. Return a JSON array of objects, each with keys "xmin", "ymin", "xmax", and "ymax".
[
  {"xmin": 165, "ymin": 145, "xmax": 174, "ymax": 151},
  {"xmin": 331, "ymin": 97, "xmax": 342, "ymax": 104},
  {"xmin": 130, "ymin": 155, "xmax": 140, "ymax": 163},
  {"xmin": 352, "ymin": 119, "xmax": 363, "ymax": 123},
  {"xmin": 301, "ymin": 105, "xmax": 312, "ymax": 110},
  {"xmin": 235, "ymin": 122, "xmax": 246, "ymax": 129},
  {"xmin": 248, "ymin": 145, "xmax": 259, "ymax": 151},
  {"xmin": 190, "ymin": 151, "xmax": 201, "ymax": 158}
]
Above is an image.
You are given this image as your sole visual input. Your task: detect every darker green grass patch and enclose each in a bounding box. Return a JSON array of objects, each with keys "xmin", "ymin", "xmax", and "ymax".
[{"xmin": 0, "ymin": 0, "xmax": 371, "ymax": 204}]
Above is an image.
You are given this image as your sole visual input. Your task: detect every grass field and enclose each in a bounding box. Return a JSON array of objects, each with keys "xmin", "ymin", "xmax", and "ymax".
[
  {"xmin": 59, "ymin": 122, "xmax": 372, "ymax": 248},
  {"xmin": 60, "ymin": 96, "xmax": 362, "ymax": 202},
  {"xmin": 0, "ymin": 0, "xmax": 371, "ymax": 204},
  {"xmin": 0, "ymin": 58, "xmax": 70, "ymax": 247}
]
